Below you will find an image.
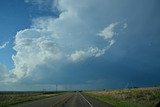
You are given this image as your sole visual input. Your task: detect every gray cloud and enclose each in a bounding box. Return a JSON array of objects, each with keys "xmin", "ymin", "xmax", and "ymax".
[
  {"xmin": 0, "ymin": 0, "xmax": 126, "ymax": 87},
  {"xmin": 1, "ymin": 0, "xmax": 159, "ymax": 90},
  {"xmin": 0, "ymin": 63, "xmax": 8, "ymax": 82},
  {"xmin": 11, "ymin": 0, "xmax": 126, "ymax": 82}
]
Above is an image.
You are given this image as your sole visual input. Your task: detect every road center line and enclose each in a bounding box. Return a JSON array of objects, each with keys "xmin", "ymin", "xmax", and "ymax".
[{"xmin": 79, "ymin": 93, "xmax": 93, "ymax": 107}]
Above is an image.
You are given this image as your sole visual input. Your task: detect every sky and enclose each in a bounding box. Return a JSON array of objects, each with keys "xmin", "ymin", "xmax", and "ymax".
[{"xmin": 0, "ymin": 0, "xmax": 160, "ymax": 91}]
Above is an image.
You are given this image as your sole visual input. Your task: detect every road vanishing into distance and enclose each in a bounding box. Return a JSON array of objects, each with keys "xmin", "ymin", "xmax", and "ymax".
[{"xmin": 11, "ymin": 92, "xmax": 113, "ymax": 107}]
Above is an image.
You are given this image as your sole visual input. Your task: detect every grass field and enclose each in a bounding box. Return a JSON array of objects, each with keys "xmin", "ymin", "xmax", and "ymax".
[
  {"xmin": 85, "ymin": 87, "xmax": 160, "ymax": 107},
  {"xmin": 0, "ymin": 91, "xmax": 63, "ymax": 107},
  {"xmin": 1, "ymin": 87, "xmax": 159, "ymax": 107}
]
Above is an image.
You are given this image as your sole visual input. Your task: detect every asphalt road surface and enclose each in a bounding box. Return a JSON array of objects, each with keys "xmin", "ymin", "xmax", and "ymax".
[{"xmin": 11, "ymin": 92, "xmax": 113, "ymax": 107}]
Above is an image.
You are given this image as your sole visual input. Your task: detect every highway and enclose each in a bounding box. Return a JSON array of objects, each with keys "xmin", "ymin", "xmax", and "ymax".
[{"xmin": 11, "ymin": 92, "xmax": 113, "ymax": 107}]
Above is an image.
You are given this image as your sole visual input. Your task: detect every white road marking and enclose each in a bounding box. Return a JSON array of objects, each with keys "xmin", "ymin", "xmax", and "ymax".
[{"xmin": 79, "ymin": 93, "xmax": 93, "ymax": 107}]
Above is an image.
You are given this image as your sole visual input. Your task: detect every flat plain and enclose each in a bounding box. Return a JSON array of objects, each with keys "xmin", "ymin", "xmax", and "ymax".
[
  {"xmin": 0, "ymin": 87, "xmax": 160, "ymax": 107},
  {"xmin": 85, "ymin": 87, "xmax": 160, "ymax": 107}
]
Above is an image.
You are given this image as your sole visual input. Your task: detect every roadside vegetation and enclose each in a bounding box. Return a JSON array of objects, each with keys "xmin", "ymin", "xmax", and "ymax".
[
  {"xmin": 0, "ymin": 91, "xmax": 63, "ymax": 107},
  {"xmin": 85, "ymin": 87, "xmax": 160, "ymax": 107}
]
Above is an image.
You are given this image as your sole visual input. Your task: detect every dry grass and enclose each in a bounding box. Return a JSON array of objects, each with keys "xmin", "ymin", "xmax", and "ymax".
[
  {"xmin": 85, "ymin": 87, "xmax": 160, "ymax": 107},
  {"xmin": 0, "ymin": 92, "xmax": 58, "ymax": 107}
]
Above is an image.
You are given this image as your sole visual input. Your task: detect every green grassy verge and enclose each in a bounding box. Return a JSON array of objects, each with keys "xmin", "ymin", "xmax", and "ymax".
[
  {"xmin": 84, "ymin": 87, "xmax": 160, "ymax": 107},
  {"xmin": 0, "ymin": 94, "xmax": 57, "ymax": 107},
  {"xmin": 85, "ymin": 92, "xmax": 152, "ymax": 107},
  {"xmin": 0, "ymin": 91, "xmax": 66, "ymax": 107}
]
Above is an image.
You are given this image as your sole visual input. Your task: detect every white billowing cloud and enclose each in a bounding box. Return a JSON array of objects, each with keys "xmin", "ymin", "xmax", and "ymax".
[
  {"xmin": 0, "ymin": 41, "xmax": 9, "ymax": 49},
  {"xmin": 109, "ymin": 40, "xmax": 116, "ymax": 47},
  {"xmin": 10, "ymin": 0, "xmax": 126, "ymax": 82},
  {"xmin": 98, "ymin": 22, "xmax": 118, "ymax": 40},
  {"xmin": 68, "ymin": 39, "xmax": 116, "ymax": 62},
  {"xmin": 69, "ymin": 50, "xmax": 87, "ymax": 62},
  {"xmin": 123, "ymin": 23, "xmax": 128, "ymax": 29},
  {"xmin": 69, "ymin": 47, "xmax": 106, "ymax": 62},
  {"xmin": 12, "ymin": 28, "xmax": 62, "ymax": 78}
]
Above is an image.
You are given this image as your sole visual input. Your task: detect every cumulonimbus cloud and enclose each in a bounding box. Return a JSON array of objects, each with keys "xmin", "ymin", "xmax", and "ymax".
[{"xmin": 4, "ymin": 0, "xmax": 127, "ymax": 83}]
